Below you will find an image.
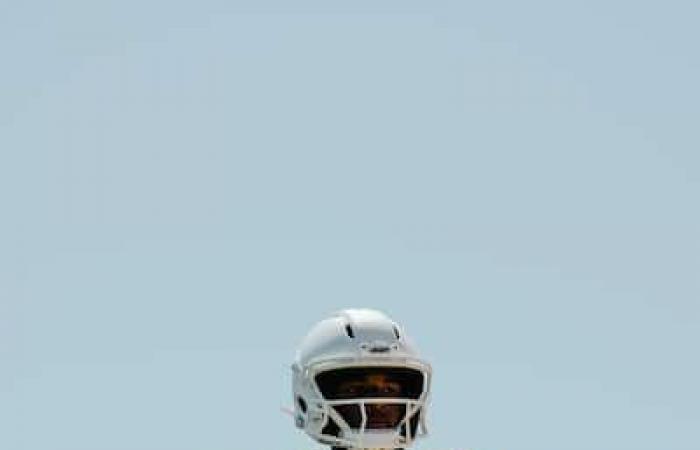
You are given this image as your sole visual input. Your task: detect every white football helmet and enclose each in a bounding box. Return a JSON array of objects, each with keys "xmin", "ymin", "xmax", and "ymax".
[{"xmin": 291, "ymin": 309, "xmax": 432, "ymax": 449}]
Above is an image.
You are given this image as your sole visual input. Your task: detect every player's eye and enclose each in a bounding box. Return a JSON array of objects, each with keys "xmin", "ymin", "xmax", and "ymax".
[
  {"xmin": 341, "ymin": 385, "xmax": 360, "ymax": 396},
  {"xmin": 382, "ymin": 383, "xmax": 401, "ymax": 395}
]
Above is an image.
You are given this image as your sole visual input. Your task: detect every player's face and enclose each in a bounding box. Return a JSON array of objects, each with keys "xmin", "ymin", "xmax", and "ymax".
[{"xmin": 335, "ymin": 374, "xmax": 404, "ymax": 429}]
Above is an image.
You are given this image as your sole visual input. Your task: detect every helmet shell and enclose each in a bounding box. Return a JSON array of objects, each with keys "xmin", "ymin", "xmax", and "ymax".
[{"xmin": 291, "ymin": 309, "xmax": 432, "ymax": 449}]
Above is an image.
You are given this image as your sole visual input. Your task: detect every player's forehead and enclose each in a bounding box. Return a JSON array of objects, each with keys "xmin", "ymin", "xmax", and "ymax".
[
  {"xmin": 366, "ymin": 374, "xmax": 391, "ymax": 383},
  {"xmin": 340, "ymin": 373, "xmax": 393, "ymax": 385}
]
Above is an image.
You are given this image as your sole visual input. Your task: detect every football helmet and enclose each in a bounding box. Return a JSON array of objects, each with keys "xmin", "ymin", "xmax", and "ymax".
[{"xmin": 291, "ymin": 309, "xmax": 432, "ymax": 449}]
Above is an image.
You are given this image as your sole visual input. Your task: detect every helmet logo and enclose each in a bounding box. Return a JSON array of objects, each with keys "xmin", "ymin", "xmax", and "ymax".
[{"xmin": 359, "ymin": 340, "xmax": 392, "ymax": 353}]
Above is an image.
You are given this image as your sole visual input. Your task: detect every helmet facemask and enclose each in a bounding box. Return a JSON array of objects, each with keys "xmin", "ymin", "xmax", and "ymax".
[{"xmin": 312, "ymin": 366, "xmax": 428, "ymax": 449}]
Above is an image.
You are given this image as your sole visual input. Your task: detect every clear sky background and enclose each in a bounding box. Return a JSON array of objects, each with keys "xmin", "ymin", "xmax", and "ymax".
[{"xmin": 1, "ymin": 1, "xmax": 699, "ymax": 450}]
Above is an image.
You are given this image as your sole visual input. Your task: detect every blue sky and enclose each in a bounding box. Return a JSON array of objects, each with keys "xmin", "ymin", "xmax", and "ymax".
[{"xmin": 1, "ymin": 1, "xmax": 699, "ymax": 450}]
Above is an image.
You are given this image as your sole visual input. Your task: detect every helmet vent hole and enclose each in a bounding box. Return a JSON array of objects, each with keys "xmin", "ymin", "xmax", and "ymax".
[
  {"xmin": 344, "ymin": 324, "xmax": 355, "ymax": 339},
  {"xmin": 297, "ymin": 396, "xmax": 307, "ymax": 413},
  {"xmin": 393, "ymin": 325, "xmax": 401, "ymax": 340}
]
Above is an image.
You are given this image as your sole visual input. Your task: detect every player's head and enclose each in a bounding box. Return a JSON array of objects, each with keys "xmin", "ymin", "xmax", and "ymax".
[{"xmin": 291, "ymin": 309, "xmax": 432, "ymax": 449}]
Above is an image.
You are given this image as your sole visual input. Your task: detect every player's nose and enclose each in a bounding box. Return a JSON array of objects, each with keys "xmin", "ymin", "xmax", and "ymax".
[{"xmin": 368, "ymin": 403, "xmax": 392, "ymax": 415}]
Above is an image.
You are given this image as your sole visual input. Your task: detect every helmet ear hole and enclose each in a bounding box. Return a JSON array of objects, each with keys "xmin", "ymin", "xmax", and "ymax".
[{"xmin": 297, "ymin": 396, "xmax": 307, "ymax": 413}]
